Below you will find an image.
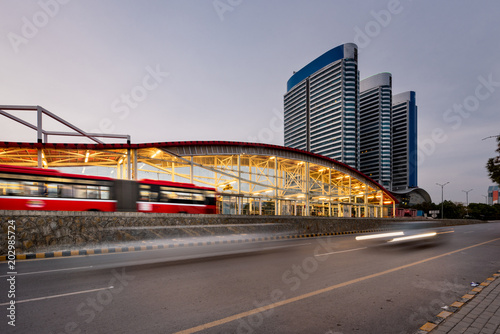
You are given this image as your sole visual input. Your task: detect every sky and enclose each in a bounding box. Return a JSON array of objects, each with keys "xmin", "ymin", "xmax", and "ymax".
[{"xmin": 1, "ymin": 0, "xmax": 499, "ymax": 205}]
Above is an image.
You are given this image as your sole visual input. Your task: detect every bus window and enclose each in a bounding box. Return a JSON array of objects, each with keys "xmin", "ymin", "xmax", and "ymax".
[
  {"xmin": 139, "ymin": 190, "xmax": 149, "ymax": 201},
  {"xmin": 167, "ymin": 192, "xmax": 180, "ymax": 200},
  {"xmin": 40, "ymin": 183, "xmax": 48, "ymax": 197},
  {"xmin": 23, "ymin": 181, "xmax": 41, "ymax": 196},
  {"xmin": 139, "ymin": 185, "xmax": 150, "ymax": 201},
  {"xmin": 193, "ymin": 194, "xmax": 204, "ymax": 202},
  {"xmin": 58, "ymin": 184, "xmax": 73, "ymax": 198},
  {"xmin": 100, "ymin": 186, "xmax": 110, "ymax": 200},
  {"xmin": 73, "ymin": 185, "xmax": 87, "ymax": 199},
  {"xmin": 177, "ymin": 193, "xmax": 194, "ymax": 201},
  {"xmin": 3, "ymin": 180, "xmax": 23, "ymax": 196},
  {"xmin": 140, "ymin": 184, "xmax": 157, "ymax": 202},
  {"xmin": 46, "ymin": 184, "xmax": 58, "ymax": 198},
  {"xmin": 150, "ymin": 190, "xmax": 158, "ymax": 202},
  {"xmin": 160, "ymin": 191, "xmax": 192, "ymax": 202},
  {"xmin": 87, "ymin": 186, "xmax": 99, "ymax": 199},
  {"xmin": 160, "ymin": 191, "xmax": 173, "ymax": 202},
  {"xmin": 0, "ymin": 180, "xmax": 10, "ymax": 196}
]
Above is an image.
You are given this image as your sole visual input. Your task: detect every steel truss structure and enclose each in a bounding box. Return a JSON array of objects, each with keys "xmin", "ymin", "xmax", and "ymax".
[
  {"xmin": 0, "ymin": 105, "xmax": 396, "ymax": 216},
  {"xmin": 0, "ymin": 105, "xmax": 130, "ymax": 144}
]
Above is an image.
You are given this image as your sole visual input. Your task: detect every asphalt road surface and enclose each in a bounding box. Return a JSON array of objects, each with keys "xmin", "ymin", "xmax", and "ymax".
[{"xmin": 1, "ymin": 222, "xmax": 499, "ymax": 334}]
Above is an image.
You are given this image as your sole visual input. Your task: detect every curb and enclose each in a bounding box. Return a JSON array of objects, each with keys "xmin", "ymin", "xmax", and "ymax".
[
  {"xmin": 415, "ymin": 269, "xmax": 500, "ymax": 333},
  {"xmin": 0, "ymin": 228, "xmax": 385, "ymax": 262}
]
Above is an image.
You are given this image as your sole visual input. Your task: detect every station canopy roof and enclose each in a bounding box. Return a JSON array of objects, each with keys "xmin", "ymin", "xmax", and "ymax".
[{"xmin": 0, "ymin": 140, "xmax": 398, "ymax": 204}]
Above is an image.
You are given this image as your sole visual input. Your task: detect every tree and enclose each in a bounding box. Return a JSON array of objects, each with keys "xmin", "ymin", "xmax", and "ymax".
[
  {"xmin": 486, "ymin": 136, "xmax": 500, "ymax": 185},
  {"xmin": 440, "ymin": 200, "xmax": 467, "ymax": 219},
  {"xmin": 468, "ymin": 203, "xmax": 500, "ymax": 220}
]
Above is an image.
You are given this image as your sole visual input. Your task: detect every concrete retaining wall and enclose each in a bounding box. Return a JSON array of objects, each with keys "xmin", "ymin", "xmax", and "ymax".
[{"xmin": 0, "ymin": 210, "xmax": 486, "ymax": 255}]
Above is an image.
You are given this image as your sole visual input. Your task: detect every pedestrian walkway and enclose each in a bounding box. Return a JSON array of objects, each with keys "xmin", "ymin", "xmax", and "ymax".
[{"xmin": 417, "ymin": 270, "xmax": 500, "ymax": 334}]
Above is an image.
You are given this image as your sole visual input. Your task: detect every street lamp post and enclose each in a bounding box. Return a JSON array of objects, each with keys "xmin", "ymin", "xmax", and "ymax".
[
  {"xmin": 436, "ymin": 182, "xmax": 449, "ymax": 219},
  {"xmin": 462, "ymin": 189, "xmax": 472, "ymax": 217},
  {"xmin": 482, "ymin": 195, "xmax": 488, "ymax": 204}
]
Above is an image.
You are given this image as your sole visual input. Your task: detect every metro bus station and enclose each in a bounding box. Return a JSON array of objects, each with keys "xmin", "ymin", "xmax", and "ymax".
[{"xmin": 0, "ymin": 105, "xmax": 397, "ymax": 217}]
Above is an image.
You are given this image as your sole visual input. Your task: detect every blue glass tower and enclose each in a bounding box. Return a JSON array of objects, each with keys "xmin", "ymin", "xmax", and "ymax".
[
  {"xmin": 359, "ymin": 73, "xmax": 392, "ymax": 188},
  {"xmin": 392, "ymin": 91, "xmax": 418, "ymax": 190},
  {"xmin": 284, "ymin": 43, "xmax": 359, "ymax": 169}
]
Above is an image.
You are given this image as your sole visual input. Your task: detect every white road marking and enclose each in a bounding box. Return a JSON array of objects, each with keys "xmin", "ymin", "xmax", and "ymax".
[
  {"xmin": 0, "ymin": 266, "xmax": 93, "ymax": 278},
  {"xmin": 315, "ymin": 247, "xmax": 367, "ymax": 257},
  {"xmin": 258, "ymin": 243, "xmax": 311, "ymax": 251},
  {"xmin": 0, "ymin": 286, "xmax": 114, "ymax": 306}
]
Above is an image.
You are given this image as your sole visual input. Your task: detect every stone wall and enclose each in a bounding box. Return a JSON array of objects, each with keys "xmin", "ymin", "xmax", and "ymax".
[{"xmin": 0, "ymin": 210, "xmax": 486, "ymax": 255}]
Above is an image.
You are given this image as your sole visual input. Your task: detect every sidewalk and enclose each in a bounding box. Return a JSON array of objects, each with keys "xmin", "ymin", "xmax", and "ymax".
[{"xmin": 418, "ymin": 270, "xmax": 500, "ymax": 334}]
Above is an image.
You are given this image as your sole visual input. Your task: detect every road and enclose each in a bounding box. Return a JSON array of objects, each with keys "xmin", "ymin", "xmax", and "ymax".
[{"xmin": 1, "ymin": 222, "xmax": 499, "ymax": 334}]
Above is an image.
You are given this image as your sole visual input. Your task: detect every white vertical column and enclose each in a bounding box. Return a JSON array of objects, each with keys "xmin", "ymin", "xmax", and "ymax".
[
  {"xmin": 37, "ymin": 149, "xmax": 43, "ymax": 168},
  {"xmin": 305, "ymin": 162, "xmax": 310, "ymax": 216},
  {"xmin": 349, "ymin": 176, "xmax": 353, "ymax": 217},
  {"xmin": 364, "ymin": 183, "xmax": 368, "ymax": 217},
  {"xmin": 127, "ymin": 149, "xmax": 131, "ymax": 180},
  {"xmin": 328, "ymin": 168, "xmax": 332, "ymax": 216},
  {"xmin": 274, "ymin": 156, "xmax": 279, "ymax": 215},
  {"xmin": 132, "ymin": 149, "xmax": 137, "ymax": 180},
  {"xmin": 237, "ymin": 155, "xmax": 241, "ymax": 215},
  {"xmin": 379, "ymin": 191, "xmax": 383, "ymax": 217},
  {"xmin": 237, "ymin": 155, "xmax": 241, "ymax": 195},
  {"xmin": 190, "ymin": 156, "xmax": 194, "ymax": 183}
]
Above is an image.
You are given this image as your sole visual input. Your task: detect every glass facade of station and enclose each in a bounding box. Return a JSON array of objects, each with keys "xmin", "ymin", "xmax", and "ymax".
[{"xmin": 0, "ymin": 142, "xmax": 397, "ymax": 217}]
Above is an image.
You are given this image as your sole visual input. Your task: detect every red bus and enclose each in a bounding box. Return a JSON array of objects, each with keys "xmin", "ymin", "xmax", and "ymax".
[
  {"xmin": 0, "ymin": 165, "xmax": 217, "ymax": 214},
  {"xmin": 136, "ymin": 179, "xmax": 217, "ymax": 214}
]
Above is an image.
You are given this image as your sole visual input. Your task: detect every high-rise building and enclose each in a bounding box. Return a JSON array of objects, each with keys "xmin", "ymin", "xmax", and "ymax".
[
  {"xmin": 284, "ymin": 43, "xmax": 419, "ymax": 193},
  {"xmin": 359, "ymin": 73, "xmax": 392, "ymax": 188},
  {"xmin": 487, "ymin": 185, "xmax": 499, "ymax": 205},
  {"xmin": 284, "ymin": 43, "xmax": 359, "ymax": 168},
  {"xmin": 392, "ymin": 91, "xmax": 418, "ymax": 190}
]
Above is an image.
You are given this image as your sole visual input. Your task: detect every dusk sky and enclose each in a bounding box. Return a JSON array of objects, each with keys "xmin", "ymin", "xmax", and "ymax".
[{"xmin": 1, "ymin": 0, "xmax": 499, "ymax": 205}]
